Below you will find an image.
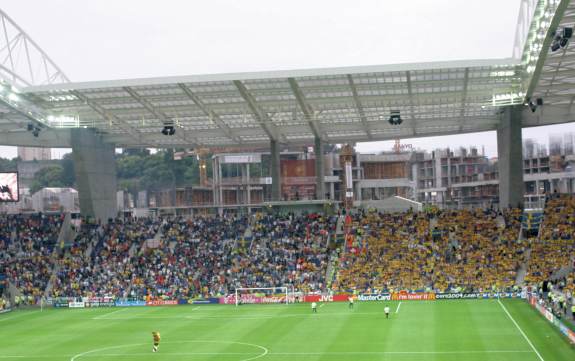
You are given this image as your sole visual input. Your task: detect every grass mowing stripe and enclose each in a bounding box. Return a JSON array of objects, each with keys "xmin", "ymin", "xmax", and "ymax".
[
  {"xmin": 497, "ymin": 299, "xmax": 545, "ymax": 361},
  {"xmin": 0, "ymin": 311, "xmax": 39, "ymax": 323}
]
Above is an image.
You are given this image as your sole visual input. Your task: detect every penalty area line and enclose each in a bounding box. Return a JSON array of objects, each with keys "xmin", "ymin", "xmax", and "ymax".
[
  {"xmin": 395, "ymin": 302, "xmax": 402, "ymax": 314},
  {"xmin": 497, "ymin": 298, "xmax": 544, "ymax": 361}
]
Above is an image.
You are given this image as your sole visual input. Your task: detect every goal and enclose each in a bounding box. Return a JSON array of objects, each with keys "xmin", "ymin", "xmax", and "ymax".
[{"xmin": 234, "ymin": 286, "xmax": 295, "ymax": 306}]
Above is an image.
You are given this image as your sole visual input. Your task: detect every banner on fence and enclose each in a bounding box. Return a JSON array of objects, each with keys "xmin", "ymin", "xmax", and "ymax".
[
  {"xmin": 528, "ymin": 294, "xmax": 574, "ymax": 344},
  {"xmin": 83, "ymin": 297, "xmax": 115, "ymax": 308},
  {"xmin": 357, "ymin": 294, "xmax": 391, "ymax": 301},
  {"xmin": 146, "ymin": 300, "xmax": 178, "ymax": 306},
  {"xmin": 220, "ymin": 294, "xmax": 292, "ymax": 305},
  {"xmin": 115, "ymin": 300, "xmax": 146, "ymax": 307},
  {"xmin": 391, "ymin": 291, "xmax": 436, "ymax": 301},
  {"xmin": 68, "ymin": 301, "xmax": 85, "ymax": 308},
  {"xmin": 302, "ymin": 294, "xmax": 348, "ymax": 303}
]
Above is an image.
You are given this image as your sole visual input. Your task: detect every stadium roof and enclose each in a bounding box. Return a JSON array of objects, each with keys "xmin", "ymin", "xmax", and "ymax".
[{"xmin": 0, "ymin": 0, "xmax": 574, "ymax": 149}]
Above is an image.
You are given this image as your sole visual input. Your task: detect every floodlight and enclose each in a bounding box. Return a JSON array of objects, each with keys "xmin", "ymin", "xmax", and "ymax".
[
  {"xmin": 388, "ymin": 110, "xmax": 402, "ymax": 125},
  {"xmin": 27, "ymin": 123, "xmax": 34, "ymax": 131},
  {"xmin": 551, "ymin": 41, "xmax": 561, "ymax": 52},
  {"xmin": 563, "ymin": 27, "xmax": 573, "ymax": 39}
]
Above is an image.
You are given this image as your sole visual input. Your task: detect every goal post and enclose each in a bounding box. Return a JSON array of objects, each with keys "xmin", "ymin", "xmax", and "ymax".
[{"xmin": 234, "ymin": 286, "xmax": 295, "ymax": 306}]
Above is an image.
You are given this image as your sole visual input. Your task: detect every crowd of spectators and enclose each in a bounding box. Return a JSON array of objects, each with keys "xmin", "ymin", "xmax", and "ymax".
[
  {"xmin": 48, "ymin": 213, "xmax": 333, "ymax": 300},
  {"xmin": 0, "ymin": 196, "xmax": 573, "ymax": 302},
  {"xmin": 335, "ymin": 208, "xmax": 524, "ymax": 293},
  {"xmin": 0, "ymin": 214, "xmax": 63, "ymax": 301},
  {"xmin": 526, "ymin": 194, "xmax": 575, "ymax": 288}
]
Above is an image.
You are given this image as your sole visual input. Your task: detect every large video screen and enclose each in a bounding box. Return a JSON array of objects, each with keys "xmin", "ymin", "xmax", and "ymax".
[{"xmin": 0, "ymin": 172, "xmax": 19, "ymax": 202}]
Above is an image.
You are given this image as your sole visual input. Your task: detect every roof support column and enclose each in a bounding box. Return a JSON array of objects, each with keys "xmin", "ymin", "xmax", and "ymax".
[
  {"xmin": 270, "ymin": 139, "xmax": 281, "ymax": 201},
  {"xmin": 314, "ymin": 137, "xmax": 325, "ymax": 200},
  {"xmin": 71, "ymin": 129, "xmax": 117, "ymax": 222},
  {"xmin": 497, "ymin": 106, "xmax": 524, "ymax": 209}
]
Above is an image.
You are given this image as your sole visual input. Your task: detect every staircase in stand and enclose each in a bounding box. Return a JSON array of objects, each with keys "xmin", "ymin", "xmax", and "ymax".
[
  {"xmin": 44, "ymin": 214, "xmax": 75, "ymax": 299},
  {"xmin": 514, "ymin": 208, "xmax": 544, "ymax": 287}
]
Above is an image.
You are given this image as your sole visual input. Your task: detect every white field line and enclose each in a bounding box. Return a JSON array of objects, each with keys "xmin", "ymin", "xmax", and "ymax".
[
  {"xmin": 0, "ymin": 350, "xmax": 535, "ymax": 359},
  {"xmin": 0, "ymin": 311, "xmax": 39, "ymax": 323},
  {"xmin": 191, "ymin": 306, "xmax": 201, "ymax": 310},
  {"xmin": 94, "ymin": 311, "xmax": 405, "ymax": 321},
  {"xmin": 70, "ymin": 340, "xmax": 268, "ymax": 361},
  {"xmin": 92, "ymin": 308, "xmax": 131, "ymax": 320},
  {"xmin": 396, "ymin": 301, "xmax": 402, "ymax": 314},
  {"xmin": 497, "ymin": 298, "xmax": 544, "ymax": 361},
  {"xmin": 319, "ymin": 303, "xmax": 325, "ymax": 308}
]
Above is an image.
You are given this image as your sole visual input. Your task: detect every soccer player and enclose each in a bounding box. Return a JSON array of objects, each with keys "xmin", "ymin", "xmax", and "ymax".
[
  {"xmin": 311, "ymin": 302, "xmax": 317, "ymax": 313},
  {"xmin": 152, "ymin": 331, "xmax": 161, "ymax": 352},
  {"xmin": 348, "ymin": 296, "xmax": 354, "ymax": 309},
  {"xmin": 384, "ymin": 305, "xmax": 390, "ymax": 319}
]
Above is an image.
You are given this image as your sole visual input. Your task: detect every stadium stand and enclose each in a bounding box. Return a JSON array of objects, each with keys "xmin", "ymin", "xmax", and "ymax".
[
  {"xmin": 0, "ymin": 197, "xmax": 573, "ymax": 310},
  {"xmin": 335, "ymin": 208, "xmax": 524, "ymax": 293},
  {"xmin": 0, "ymin": 214, "xmax": 63, "ymax": 303}
]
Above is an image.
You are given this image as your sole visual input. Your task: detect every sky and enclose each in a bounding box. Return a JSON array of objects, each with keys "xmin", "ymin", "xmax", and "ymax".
[{"xmin": 0, "ymin": 0, "xmax": 574, "ymax": 158}]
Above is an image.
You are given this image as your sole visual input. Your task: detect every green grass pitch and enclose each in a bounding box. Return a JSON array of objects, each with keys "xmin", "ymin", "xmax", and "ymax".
[{"xmin": 1, "ymin": 299, "xmax": 574, "ymax": 360}]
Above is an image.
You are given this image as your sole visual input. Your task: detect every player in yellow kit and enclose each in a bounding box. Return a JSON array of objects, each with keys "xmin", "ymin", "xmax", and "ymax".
[{"xmin": 152, "ymin": 331, "xmax": 161, "ymax": 352}]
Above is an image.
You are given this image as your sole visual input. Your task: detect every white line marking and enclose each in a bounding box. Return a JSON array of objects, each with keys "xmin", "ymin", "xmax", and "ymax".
[
  {"xmin": 319, "ymin": 304, "xmax": 325, "ymax": 308},
  {"xmin": 0, "ymin": 350, "xmax": 535, "ymax": 359},
  {"xmin": 92, "ymin": 308, "xmax": 131, "ymax": 320},
  {"xmin": 97, "ymin": 311, "xmax": 400, "ymax": 321},
  {"xmin": 497, "ymin": 298, "xmax": 544, "ymax": 361},
  {"xmin": 70, "ymin": 340, "xmax": 268, "ymax": 361},
  {"xmin": 395, "ymin": 302, "xmax": 402, "ymax": 314},
  {"xmin": 269, "ymin": 350, "xmax": 534, "ymax": 355},
  {"xmin": 0, "ymin": 311, "xmax": 39, "ymax": 323},
  {"xmin": 192, "ymin": 306, "xmax": 201, "ymax": 310}
]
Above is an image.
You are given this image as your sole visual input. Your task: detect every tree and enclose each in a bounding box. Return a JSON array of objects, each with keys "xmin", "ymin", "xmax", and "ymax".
[
  {"xmin": 29, "ymin": 166, "xmax": 65, "ymax": 194},
  {"xmin": 0, "ymin": 157, "xmax": 17, "ymax": 172},
  {"xmin": 60, "ymin": 153, "xmax": 75, "ymax": 186}
]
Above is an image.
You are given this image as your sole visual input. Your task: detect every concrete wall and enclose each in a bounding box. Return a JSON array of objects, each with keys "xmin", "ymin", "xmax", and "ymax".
[
  {"xmin": 71, "ymin": 129, "xmax": 117, "ymax": 222},
  {"xmin": 497, "ymin": 106, "xmax": 524, "ymax": 208}
]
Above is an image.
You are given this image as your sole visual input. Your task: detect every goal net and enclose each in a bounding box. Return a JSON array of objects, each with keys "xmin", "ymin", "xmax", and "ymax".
[{"xmin": 234, "ymin": 287, "xmax": 295, "ymax": 306}]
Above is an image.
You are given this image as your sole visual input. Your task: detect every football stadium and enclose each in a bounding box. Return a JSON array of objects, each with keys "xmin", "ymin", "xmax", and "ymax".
[{"xmin": 1, "ymin": 1, "xmax": 575, "ymax": 360}]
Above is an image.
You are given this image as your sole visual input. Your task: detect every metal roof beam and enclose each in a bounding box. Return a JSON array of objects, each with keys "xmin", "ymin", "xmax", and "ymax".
[
  {"xmin": 287, "ymin": 78, "xmax": 324, "ymax": 141},
  {"xmin": 459, "ymin": 68, "xmax": 470, "ymax": 131},
  {"xmin": 521, "ymin": 104, "xmax": 575, "ymax": 126},
  {"xmin": 122, "ymin": 86, "xmax": 199, "ymax": 146},
  {"xmin": 524, "ymin": 0, "xmax": 571, "ymax": 100},
  {"xmin": 233, "ymin": 80, "xmax": 279, "ymax": 142},
  {"xmin": 406, "ymin": 71, "xmax": 416, "ymax": 136},
  {"xmin": 177, "ymin": 83, "xmax": 242, "ymax": 144},
  {"xmin": 69, "ymin": 90, "xmax": 146, "ymax": 145},
  {"xmin": 0, "ymin": 128, "xmax": 72, "ymax": 147},
  {"xmin": 346, "ymin": 74, "xmax": 372, "ymax": 140}
]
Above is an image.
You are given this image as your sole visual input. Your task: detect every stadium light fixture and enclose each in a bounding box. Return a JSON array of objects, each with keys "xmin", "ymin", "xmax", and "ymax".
[
  {"xmin": 388, "ymin": 110, "xmax": 402, "ymax": 125},
  {"xmin": 551, "ymin": 27, "xmax": 573, "ymax": 52},
  {"xmin": 527, "ymin": 98, "xmax": 543, "ymax": 113},
  {"xmin": 161, "ymin": 125, "xmax": 176, "ymax": 136}
]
